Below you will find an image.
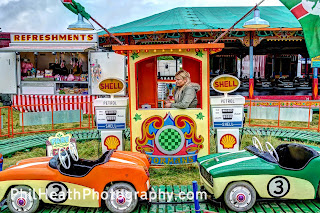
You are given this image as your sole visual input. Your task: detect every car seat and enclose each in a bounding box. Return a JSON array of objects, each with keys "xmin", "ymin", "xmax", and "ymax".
[{"xmin": 276, "ymin": 143, "xmax": 319, "ymax": 170}]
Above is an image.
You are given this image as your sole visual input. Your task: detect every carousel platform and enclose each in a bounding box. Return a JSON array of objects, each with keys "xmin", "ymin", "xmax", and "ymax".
[{"xmin": 1, "ymin": 185, "xmax": 320, "ymax": 212}]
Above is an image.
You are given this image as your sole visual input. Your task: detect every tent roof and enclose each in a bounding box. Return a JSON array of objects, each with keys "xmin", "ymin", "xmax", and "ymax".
[{"xmin": 98, "ymin": 6, "xmax": 301, "ymax": 35}]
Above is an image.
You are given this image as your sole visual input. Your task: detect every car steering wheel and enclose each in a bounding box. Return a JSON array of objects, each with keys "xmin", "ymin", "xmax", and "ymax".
[
  {"xmin": 252, "ymin": 137, "xmax": 263, "ymax": 152},
  {"xmin": 265, "ymin": 142, "xmax": 279, "ymax": 162},
  {"xmin": 58, "ymin": 148, "xmax": 71, "ymax": 169},
  {"xmin": 69, "ymin": 142, "xmax": 79, "ymax": 161}
]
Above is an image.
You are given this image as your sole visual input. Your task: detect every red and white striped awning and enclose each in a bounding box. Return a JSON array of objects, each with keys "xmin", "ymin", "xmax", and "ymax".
[{"xmin": 12, "ymin": 95, "xmax": 99, "ymax": 114}]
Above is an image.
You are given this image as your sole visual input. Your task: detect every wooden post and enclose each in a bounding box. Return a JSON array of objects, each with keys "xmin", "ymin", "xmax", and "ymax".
[
  {"xmin": 249, "ymin": 32, "xmax": 254, "ymax": 99},
  {"xmin": 312, "ymin": 68, "xmax": 318, "ymax": 100}
]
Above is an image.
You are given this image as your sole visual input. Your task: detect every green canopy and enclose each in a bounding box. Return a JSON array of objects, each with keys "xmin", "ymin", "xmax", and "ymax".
[{"xmin": 98, "ymin": 6, "xmax": 301, "ymax": 35}]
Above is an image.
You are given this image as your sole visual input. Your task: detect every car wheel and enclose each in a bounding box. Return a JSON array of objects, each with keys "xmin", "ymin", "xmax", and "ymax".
[
  {"xmin": 7, "ymin": 185, "xmax": 40, "ymax": 213},
  {"xmin": 224, "ymin": 181, "xmax": 256, "ymax": 212},
  {"xmin": 105, "ymin": 183, "xmax": 138, "ymax": 213}
]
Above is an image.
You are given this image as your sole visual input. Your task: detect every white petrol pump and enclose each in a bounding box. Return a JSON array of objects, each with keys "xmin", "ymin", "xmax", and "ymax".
[
  {"xmin": 94, "ymin": 96, "xmax": 128, "ymax": 153},
  {"xmin": 91, "ymin": 51, "xmax": 127, "ymax": 153},
  {"xmin": 210, "ymin": 75, "xmax": 245, "ymax": 153}
]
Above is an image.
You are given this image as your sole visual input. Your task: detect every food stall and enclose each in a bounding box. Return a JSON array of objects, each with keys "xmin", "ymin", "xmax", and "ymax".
[
  {"xmin": 0, "ymin": 33, "xmax": 125, "ymax": 112},
  {"xmin": 113, "ymin": 43, "xmax": 224, "ymax": 165}
]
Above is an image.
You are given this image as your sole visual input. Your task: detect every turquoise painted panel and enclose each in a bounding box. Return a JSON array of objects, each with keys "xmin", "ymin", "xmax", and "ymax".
[
  {"xmin": 20, "ymin": 110, "xmax": 83, "ymax": 126},
  {"xmin": 248, "ymin": 107, "xmax": 312, "ymax": 122},
  {"xmin": 98, "ymin": 6, "xmax": 300, "ymax": 35}
]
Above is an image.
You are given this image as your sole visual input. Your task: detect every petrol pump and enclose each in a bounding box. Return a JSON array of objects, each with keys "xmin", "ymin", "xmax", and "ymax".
[
  {"xmin": 94, "ymin": 78, "xmax": 128, "ymax": 153},
  {"xmin": 210, "ymin": 74, "xmax": 245, "ymax": 153}
]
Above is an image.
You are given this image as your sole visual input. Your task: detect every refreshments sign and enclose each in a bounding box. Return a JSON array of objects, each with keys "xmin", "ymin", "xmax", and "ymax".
[
  {"xmin": 99, "ymin": 78, "xmax": 125, "ymax": 94},
  {"xmin": 11, "ymin": 33, "xmax": 98, "ymax": 43},
  {"xmin": 211, "ymin": 74, "xmax": 240, "ymax": 94}
]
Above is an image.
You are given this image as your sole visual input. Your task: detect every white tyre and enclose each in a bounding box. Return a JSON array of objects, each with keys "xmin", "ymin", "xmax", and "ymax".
[
  {"xmin": 224, "ymin": 181, "xmax": 256, "ymax": 212},
  {"xmin": 105, "ymin": 183, "xmax": 138, "ymax": 213},
  {"xmin": 7, "ymin": 185, "xmax": 40, "ymax": 213}
]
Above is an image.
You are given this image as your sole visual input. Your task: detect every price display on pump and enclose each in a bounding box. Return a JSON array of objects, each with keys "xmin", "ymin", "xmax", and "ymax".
[{"xmin": 212, "ymin": 107, "xmax": 243, "ymax": 128}]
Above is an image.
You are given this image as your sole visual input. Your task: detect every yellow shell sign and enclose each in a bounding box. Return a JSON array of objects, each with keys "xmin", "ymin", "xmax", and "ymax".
[
  {"xmin": 211, "ymin": 74, "xmax": 240, "ymax": 94},
  {"xmin": 104, "ymin": 135, "xmax": 120, "ymax": 150},
  {"xmin": 99, "ymin": 78, "xmax": 125, "ymax": 94},
  {"xmin": 220, "ymin": 134, "xmax": 237, "ymax": 149}
]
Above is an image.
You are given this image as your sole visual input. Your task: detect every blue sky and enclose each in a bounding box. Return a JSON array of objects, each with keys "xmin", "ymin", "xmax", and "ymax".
[{"xmin": 0, "ymin": 0, "xmax": 283, "ymax": 33}]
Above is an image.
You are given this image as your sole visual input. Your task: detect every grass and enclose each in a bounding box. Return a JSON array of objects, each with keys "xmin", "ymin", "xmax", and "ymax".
[{"xmin": 3, "ymin": 140, "xmax": 100, "ymax": 170}]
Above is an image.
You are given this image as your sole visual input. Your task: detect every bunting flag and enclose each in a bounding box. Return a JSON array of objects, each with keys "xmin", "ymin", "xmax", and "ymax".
[
  {"xmin": 61, "ymin": 0, "xmax": 73, "ymax": 3},
  {"xmin": 60, "ymin": 0, "xmax": 91, "ymax": 20},
  {"xmin": 279, "ymin": 0, "xmax": 320, "ymax": 58}
]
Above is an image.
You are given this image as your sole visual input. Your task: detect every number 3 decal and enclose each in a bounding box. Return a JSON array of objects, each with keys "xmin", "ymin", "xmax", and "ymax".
[{"xmin": 267, "ymin": 176, "xmax": 290, "ymax": 197}]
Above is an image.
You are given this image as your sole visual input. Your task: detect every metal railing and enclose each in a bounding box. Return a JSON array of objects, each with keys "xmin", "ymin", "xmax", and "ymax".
[
  {"xmin": 246, "ymin": 100, "xmax": 320, "ymax": 132},
  {"xmin": 0, "ymin": 101, "xmax": 96, "ymax": 138}
]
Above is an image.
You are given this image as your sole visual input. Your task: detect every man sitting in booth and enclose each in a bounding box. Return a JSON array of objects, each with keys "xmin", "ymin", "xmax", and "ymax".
[{"xmin": 165, "ymin": 70, "xmax": 200, "ymax": 109}]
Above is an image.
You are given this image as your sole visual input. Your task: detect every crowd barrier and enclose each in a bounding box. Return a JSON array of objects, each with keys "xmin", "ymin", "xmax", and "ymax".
[
  {"xmin": 0, "ymin": 100, "xmax": 97, "ymax": 138},
  {"xmin": 246, "ymin": 100, "xmax": 320, "ymax": 132}
]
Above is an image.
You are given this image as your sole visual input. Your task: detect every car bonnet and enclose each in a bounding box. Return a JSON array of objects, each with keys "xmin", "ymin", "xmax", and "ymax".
[
  {"xmin": 110, "ymin": 152, "xmax": 148, "ymax": 168},
  {"xmin": 198, "ymin": 150, "xmax": 262, "ymax": 176}
]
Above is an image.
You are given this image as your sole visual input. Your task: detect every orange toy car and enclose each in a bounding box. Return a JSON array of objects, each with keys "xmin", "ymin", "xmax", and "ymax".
[{"xmin": 0, "ymin": 145, "xmax": 151, "ymax": 213}]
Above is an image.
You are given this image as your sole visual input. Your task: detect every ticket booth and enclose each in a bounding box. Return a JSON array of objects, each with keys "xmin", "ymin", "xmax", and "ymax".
[{"xmin": 113, "ymin": 43, "xmax": 224, "ymax": 165}]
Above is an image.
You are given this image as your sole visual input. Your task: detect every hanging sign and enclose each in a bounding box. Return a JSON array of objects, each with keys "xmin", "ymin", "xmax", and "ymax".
[
  {"xmin": 46, "ymin": 132, "xmax": 76, "ymax": 157},
  {"xmin": 99, "ymin": 78, "xmax": 125, "ymax": 94},
  {"xmin": 311, "ymin": 56, "xmax": 320, "ymax": 68},
  {"xmin": 11, "ymin": 33, "xmax": 98, "ymax": 43},
  {"xmin": 211, "ymin": 74, "xmax": 240, "ymax": 94}
]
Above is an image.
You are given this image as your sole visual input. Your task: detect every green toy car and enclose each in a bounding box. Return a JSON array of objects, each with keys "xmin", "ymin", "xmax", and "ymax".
[{"xmin": 197, "ymin": 138, "xmax": 320, "ymax": 212}]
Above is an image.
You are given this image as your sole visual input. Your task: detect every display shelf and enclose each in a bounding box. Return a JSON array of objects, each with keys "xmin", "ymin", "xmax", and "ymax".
[
  {"xmin": 55, "ymin": 81, "xmax": 89, "ymax": 84},
  {"xmin": 21, "ymin": 81, "xmax": 89, "ymax": 84}
]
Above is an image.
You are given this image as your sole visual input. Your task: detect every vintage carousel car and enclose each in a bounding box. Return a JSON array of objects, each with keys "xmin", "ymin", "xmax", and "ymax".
[
  {"xmin": 293, "ymin": 77, "xmax": 311, "ymax": 90},
  {"xmin": 255, "ymin": 78, "xmax": 273, "ymax": 88},
  {"xmin": 197, "ymin": 137, "xmax": 320, "ymax": 212},
  {"xmin": 275, "ymin": 77, "xmax": 294, "ymax": 88},
  {"xmin": 0, "ymin": 144, "xmax": 151, "ymax": 213},
  {"xmin": 238, "ymin": 78, "xmax": 250, "ymax": 91}
]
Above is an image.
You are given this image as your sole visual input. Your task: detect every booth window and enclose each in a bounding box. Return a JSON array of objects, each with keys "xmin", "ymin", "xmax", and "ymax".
[
  {"xmin": 136, "ymin": 56, "xmax": 202, "ymax": 109},
  {"xmin": 20, "ymin": 52, "xmax": 89, "ymax": 95}
]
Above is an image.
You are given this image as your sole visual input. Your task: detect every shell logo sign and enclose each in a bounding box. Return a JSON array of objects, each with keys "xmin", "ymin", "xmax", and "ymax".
[
  {"xmin": 99, "ymin": 78, "xmax": 125, "ymax": 94},
  {"xmin": 220, "ymin": 134, "xmax": 237, "ymax": 149},
  {"xmin": 104, "ymin": 135, "xmax": 120, "ymax": 150},
  {"xmin": 211, "ymin": 74, "xmax": 240, "ymax": 94}
]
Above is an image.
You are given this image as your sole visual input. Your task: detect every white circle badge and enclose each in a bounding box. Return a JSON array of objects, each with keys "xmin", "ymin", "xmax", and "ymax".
[
  {"xmin": 267, "ymin": 176, "xmax": 290, "ymax": 198},
  {"xmin": 46, "ymin": 182, "xmax": 69, "ymax": 203}
]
